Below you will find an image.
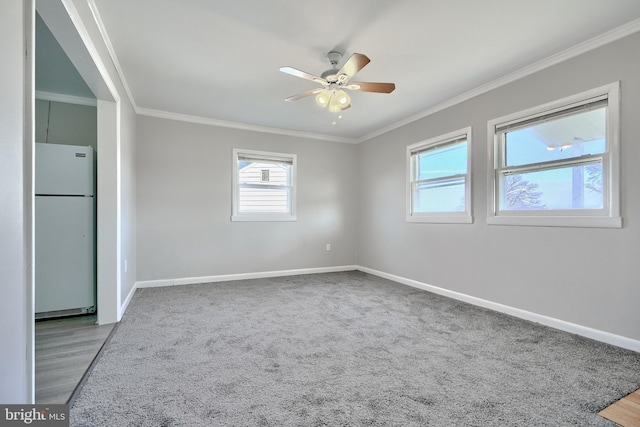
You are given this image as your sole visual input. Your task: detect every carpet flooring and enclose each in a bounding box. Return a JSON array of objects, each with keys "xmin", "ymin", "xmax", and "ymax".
[{"xmin": 70, "ymin": 271, "xmax": 640, "ymax": 426}]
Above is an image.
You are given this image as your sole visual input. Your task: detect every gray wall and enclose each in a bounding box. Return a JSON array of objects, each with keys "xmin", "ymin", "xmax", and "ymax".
[
  {"xmin": 0, "ymin": 0, "xmax": 32, "ymax": 403},
  {"xmin": 136, "ymin": 116, "xmax": 358, "ymax": 281},
  {"xmin": 35, "ymin": 99, "xmax": 97, "ymax": 150},
  {"xmin": 358, "ymin": 32, "xmax": 640, "ymax": 341}
]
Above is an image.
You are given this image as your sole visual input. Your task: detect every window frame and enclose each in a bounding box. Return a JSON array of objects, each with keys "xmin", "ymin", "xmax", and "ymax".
[
  {"xmin": 231, "ymin": 148, "xmax": 297, "ymax": 222},
  {"xmin": 487, "ymin": 82, "xmax": 621, "ymax": 228},
  {"xmin": 406, "ymin": 127, "xmax": 473, "ymax": 224}
]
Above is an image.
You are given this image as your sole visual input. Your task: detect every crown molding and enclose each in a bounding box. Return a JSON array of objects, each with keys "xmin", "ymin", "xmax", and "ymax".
[
  {"xmin": 137, "ymin": 107, "xmax": 358, "ymax": 144},
  {"xmin": 35, "ymin": 90, "xmax": 97, "ymax": 106},
  {"xmin": 358, "ymin": 17, "xmax": 640, "ymax": 143}
]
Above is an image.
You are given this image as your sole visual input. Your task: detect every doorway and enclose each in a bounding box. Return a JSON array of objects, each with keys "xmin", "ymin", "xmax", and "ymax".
[{"xmin": 33, "ymin": 0, "xmax": 122, "ymax": 402}]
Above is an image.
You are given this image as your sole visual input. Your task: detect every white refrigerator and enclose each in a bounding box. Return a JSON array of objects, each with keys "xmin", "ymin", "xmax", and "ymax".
[{"xmin": 35, "ymin": 143, "xmax": 96, "ymax": 318}]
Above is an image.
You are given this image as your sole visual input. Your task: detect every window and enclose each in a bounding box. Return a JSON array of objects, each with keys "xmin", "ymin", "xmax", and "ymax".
[
  {"xmin": 406, "ymin": 127, "xmax": 472, "ymax": 223},
  {"xmin": 487, "ymin": 82, "xmax": 621, "ymax": 228},
  {"xmin": 231, "ymin": 149, "xmax": 296, "ymax": 221}
]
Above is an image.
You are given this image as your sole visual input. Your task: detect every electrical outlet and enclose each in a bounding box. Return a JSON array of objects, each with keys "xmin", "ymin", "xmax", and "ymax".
[{"xmin": 326, "ymin": 243, "xmax": 331, "ymax": 252}]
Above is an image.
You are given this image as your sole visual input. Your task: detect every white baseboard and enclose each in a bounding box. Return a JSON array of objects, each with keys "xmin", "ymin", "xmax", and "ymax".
[
  {"xmin": 118, "ymin": 283, "xmax": 138, "ymax": 320},
  {"xmin": 357, "ymin": 266, "xmax": 640, "ymax": 353},
  {"xmin": 128, "ymin": 264, "xmax": 639, "ymax": 352},
  {"xmin": 135, "ymin": 265, "xmax": 358, "ymax": 289}
]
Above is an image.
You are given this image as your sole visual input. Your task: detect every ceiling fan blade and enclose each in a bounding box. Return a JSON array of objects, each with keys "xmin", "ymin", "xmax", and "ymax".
[
  {"xmin": 336, "ymin": 53, "xmax": 370, "ymax": 81},
  {"xmin": 284, "ymin": 88, "xmax": 326, "ymax": 102},
  {"xmin": 347, "ymin": 82, "xmax": 396, "ymax": 93},
  {"xmin": 280, "ymin": 66, "xmax": 328, "ymax": 86}
]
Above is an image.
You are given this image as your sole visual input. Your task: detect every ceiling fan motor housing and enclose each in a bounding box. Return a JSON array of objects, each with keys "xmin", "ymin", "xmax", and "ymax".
[
  {"xmin": 326, "ymin": 50, "xmax": 342, "ymax": 66},
  {"xmin": 322, "ymin": 51, "xmax": 343, "ymax": 82},
  {"xmin": 321, "ymin": 69, "xmax": 339, "ymax": 82}
]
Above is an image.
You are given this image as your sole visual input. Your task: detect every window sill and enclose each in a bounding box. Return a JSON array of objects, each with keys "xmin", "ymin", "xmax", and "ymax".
[
  {"xmin": 231, "ymin": 215, "xmax": 297, "ymax": 222},
  {"xmin": 487, "ymin": 215, "xmax": 622, "ymax": 228},
  {"xmin": 406, "ymin": 215, "xmax": 473, "ymax": 224}
]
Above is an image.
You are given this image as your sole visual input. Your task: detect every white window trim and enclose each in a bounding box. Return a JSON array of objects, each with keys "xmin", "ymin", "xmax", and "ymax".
[
  {"xmin": 231, "ymin": 148, "xmax": 297, "ymax": 222},
  {"xmin": 406, "ymin": 127, "xmax": 473, "ymax": 224},
  {"xmin": 486, "ymin": 82, "xmax": 621, "ymax": 228}
]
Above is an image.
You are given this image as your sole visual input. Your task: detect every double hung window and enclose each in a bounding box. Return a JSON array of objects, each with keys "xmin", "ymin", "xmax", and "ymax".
[
  {"xmin": 232, "ymin": 149, "xmax": 296, "ymax": 221},
  {"xmin": 406, "ymin": 127, "xmax": 472, "ymax": 223},
  {"xmin": 487, "ymin": 83, "xmax": 620, "ymax": 228}
]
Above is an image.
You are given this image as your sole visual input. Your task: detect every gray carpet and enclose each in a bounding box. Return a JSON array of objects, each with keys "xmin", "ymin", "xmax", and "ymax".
[{"xmin": 71, "ymin": 271, "xmax": 640, "ymax": 426}]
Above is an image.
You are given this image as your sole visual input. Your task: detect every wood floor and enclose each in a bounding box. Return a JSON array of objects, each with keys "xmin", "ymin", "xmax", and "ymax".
[
  {"xmin": 35, "ymin": 314, "xmax": 115, "ymax": 404},
  {"xmin": 600, "ymin": 389, "xmax": 640, "ymax": 427}
]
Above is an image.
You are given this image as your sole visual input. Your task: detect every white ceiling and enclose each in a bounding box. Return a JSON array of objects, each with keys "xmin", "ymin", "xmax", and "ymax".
[{"xmin": 86, "ymin": 0, "xmax": 640, "ymax": 142}]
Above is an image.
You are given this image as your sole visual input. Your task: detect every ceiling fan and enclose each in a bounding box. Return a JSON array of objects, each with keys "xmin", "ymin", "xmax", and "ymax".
[{"xmin": 280, "ymin": 51, "xmax": 396, "ymax": 113}]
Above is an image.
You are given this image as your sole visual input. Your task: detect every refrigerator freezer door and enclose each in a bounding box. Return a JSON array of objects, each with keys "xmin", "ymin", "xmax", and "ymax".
[
  {"xmin": 35, "ymin": 196, "xmax": 95, "ymax": 313},
  {"xmin": 35, "ymin": 143, "xmax": 94, "ymax": 196}
]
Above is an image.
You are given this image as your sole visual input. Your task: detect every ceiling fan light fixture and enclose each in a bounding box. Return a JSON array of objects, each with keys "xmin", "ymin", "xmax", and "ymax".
[
  {"xmin": 328, "ymin": 91, "xmax": 343, "ymax": 113},
  {"xmin": 327, "ymin": 90, "xmax": 350, "ymax": 112},
  {"xmin": 315, "ymin": 91, "xmax": 330, "ymax": 107},
  {"xmin": 328, "ymin": 102, "xmax": 341, "ymax": 113},
  {"xmin": 336, "ymin": 90, "xmax": 350, "ymax": 106}
]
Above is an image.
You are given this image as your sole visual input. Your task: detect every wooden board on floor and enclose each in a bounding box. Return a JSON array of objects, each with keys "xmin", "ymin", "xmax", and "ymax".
[
  {"xmin": 599, "ymin": 389, "xmax": 640, "ymax": 427},
  {"xmin": 35, "ymin": 315, "xmax": 114, "ymax": 404}
]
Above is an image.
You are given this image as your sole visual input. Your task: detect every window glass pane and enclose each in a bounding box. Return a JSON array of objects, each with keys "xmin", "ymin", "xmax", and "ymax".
[
  {"xmin": 504, "ymin": 107, "xmax": 606, "ymax": 167},
  {"xmin": 499, "ymin": 162, "xmax": 603, "ymax": 211},
  {"xmin": 238, "ymin": 161, "xmax": 290, "ymax": 186},
  {"xmin": 413, "ymin": 177, "xmax": 466, "ymax": 213},
  {"xmin": 416, "ymin": 141, "xmax": 467, "ymax": 180},
  {"xmin": 239, "ymin": 186, "xmax": 290, "ymax": 213}
]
